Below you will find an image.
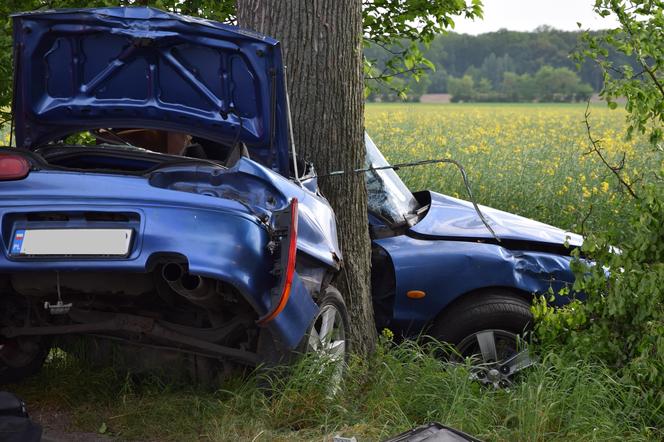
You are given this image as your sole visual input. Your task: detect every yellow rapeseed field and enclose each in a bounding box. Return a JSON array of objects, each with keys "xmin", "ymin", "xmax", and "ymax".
[{"xmin": 366, "ymin": 102, "xmax": 657, "ymax": 234}]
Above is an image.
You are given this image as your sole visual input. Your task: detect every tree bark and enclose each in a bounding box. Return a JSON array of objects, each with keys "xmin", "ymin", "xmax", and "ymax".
[{"xmin": 236, "ymin": 0, "xmax": 376, "ymax": 355}]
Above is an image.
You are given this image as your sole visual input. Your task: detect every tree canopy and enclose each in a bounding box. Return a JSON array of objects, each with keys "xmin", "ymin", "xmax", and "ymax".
[{"xmin": 575, "ymin": 0, "xmax": 664, "ymax": 145}]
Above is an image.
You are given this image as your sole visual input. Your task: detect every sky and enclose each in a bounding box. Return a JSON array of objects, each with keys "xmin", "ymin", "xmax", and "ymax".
[{"xmin": 452, "ymin": 0, "xmax": 621, "ymax": 35}]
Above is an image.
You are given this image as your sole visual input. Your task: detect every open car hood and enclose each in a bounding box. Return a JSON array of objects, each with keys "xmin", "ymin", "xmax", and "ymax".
[
  {"xmin": 12, "ymin": 7, "xmax": 291, "ymax": 175},
  {"xmin": 411, "ymin": 191, "xmax": 583, "ymax": 249}
]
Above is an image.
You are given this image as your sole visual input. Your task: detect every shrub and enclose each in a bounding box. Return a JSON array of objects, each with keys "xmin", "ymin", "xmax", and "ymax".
[{"xmin": 534, "ymin": 172, "xmax": 664, "ymax": 427}]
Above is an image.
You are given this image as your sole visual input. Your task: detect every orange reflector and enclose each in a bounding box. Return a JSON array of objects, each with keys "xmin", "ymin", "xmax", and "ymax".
[{"xmin": 407, "ymin": 290, "xmax": 426, "ymax": 299}]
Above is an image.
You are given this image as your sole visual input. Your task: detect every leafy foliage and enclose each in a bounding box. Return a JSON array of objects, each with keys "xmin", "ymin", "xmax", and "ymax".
[
  {"xmin": 573, "ymin": 0, "xmax": 664, "ymax": 145},
  {"xmin": 365, "ymin": 27, "xmax": 643, "ymax": 101},
  {"xmin": 363, "ymin": 0, "xmax": 483, "ymax": 97},
  {"xmin": 533, "ymin": 178, "xmax": 664, "ymax": 425},
  {"xmin": 534, "ymin": 0, "xmax": 664, "ymax": 427}
]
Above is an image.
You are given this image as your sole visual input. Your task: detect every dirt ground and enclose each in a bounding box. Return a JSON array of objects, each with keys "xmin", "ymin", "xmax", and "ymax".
[{"xmin": 31, "ymin": 406, "xmax": 115, "ymax": 442}]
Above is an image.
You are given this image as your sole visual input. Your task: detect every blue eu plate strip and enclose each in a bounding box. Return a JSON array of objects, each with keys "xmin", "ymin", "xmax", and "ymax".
[{"xmin": 11, "ymin": 230, "xmax": 26, "ymax": 254}]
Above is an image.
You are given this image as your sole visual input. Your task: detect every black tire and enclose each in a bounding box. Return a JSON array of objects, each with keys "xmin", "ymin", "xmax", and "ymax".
[
  {"xmin": 0, "ymin": 336, "xmax": 50, "ymax": 385},
  {"xmin": 0, "ymin": 295, "xmax": 50, "ymax": 385},
  {"xmin": 430, "ymin": 290, "xmax": 533, "ymax": 358}
]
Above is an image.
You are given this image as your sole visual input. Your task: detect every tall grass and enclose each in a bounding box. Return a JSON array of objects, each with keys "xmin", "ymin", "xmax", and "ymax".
[{"xmin": 12, "ymin": 341, "xmax": 658, "ymax": 441}]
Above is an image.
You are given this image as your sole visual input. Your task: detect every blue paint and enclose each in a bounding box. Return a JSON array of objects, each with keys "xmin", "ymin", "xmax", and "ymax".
[
  {"xmin": 11, "ymin": 230, "xmax": 25, "ymax": 254},
  {"xmin": 4, "ymin": 7, "xmax": 343, "ymax": 349},
  {"xmin": 375, "ymin": 234, "xmax": 576, "ymax": 334},
  {"xmin": 12, "ymin": 7, "xmax": 291, "ymax": 176},
  {"xmin": 0, "ymin": 154, "xmax": 338, "ymax": 348},
  {"xmin": 364, "ymin": 132, "xmax": 582, "ymax": 337},
  {"xmin": 411, "ymin": 191, "xmax": 583, "ymax": 247}
]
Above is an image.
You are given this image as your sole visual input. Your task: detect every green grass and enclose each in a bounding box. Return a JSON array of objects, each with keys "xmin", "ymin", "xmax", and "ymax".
[{"xmin": 11, "ymin": 341, "xmax": 659, "ymax": 441}]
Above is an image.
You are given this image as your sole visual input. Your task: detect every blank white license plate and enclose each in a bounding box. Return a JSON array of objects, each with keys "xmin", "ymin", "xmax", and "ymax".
[{"xmin": 12, "ymin": 229, "xmax": 133, "ymax": 256}]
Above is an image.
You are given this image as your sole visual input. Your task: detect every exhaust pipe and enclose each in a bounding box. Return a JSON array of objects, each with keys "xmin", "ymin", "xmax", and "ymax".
[
  {"xmin": 162, "ymin": 262, "xmax": 184, "ymax": 283},
  {"xmin": 161, "ymin": 264, "xmax": 222, "ymax": 313}
]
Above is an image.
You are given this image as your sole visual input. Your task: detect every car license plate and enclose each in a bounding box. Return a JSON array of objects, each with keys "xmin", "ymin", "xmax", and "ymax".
[{"xmin": 11, "ymin": 229, "xmax": 133, "ymax": 256}]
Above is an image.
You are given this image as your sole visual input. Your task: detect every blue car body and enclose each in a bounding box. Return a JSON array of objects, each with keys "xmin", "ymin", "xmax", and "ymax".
[
  {"xmin": 363, "ymin": 135, "xmax": 581, "ymax": 336},
  {"xmin": 1, "ymin": 7, "xmax": 341, "ymax": 366}
]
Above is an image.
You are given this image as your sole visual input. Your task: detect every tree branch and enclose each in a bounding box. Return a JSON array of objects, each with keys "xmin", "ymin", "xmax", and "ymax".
[
  {"xmin": 367, "ymin": 39, "xmax": 404, "ymax": 56},
  {"xmin": 612, "ymin": 3, "xmax": 664, "ymax": 99},
  {"xmin": 583, "ymin": 100, "xmax": 639, "ymax": 199},
  {"xmin": 365, "ymin": 67, "xmax": 426, "ymax": 80},
  {"xmin": 580, "ymin": 204, "xmax": 593, "ymax": 236},
  {"xmin": 639, "ymin": 57, "xmax": 664, "ymax": 99}
]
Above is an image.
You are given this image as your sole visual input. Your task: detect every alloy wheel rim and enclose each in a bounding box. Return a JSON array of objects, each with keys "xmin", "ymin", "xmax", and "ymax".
[
  {"xmin": 307, "ymin": 304, "xmax": 346, "ymax": 360},
  {"xmin": 457, "ymin": 329, "xmax": 534, "ymax": 389},
  {"xmin": 306, "ymin": 303, "xmax": 346, "ymax": 391}
]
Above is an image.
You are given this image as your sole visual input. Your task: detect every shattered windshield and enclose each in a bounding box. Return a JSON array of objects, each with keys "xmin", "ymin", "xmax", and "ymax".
[{"xmin": 365, "ymin": 133, "xmax": 420, "ymax": 225}]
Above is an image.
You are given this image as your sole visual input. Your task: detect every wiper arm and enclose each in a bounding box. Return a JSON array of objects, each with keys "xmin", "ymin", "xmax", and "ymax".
[{"xmin": 321, "ymin": 158, "xmax": 501, "ymax": 243}]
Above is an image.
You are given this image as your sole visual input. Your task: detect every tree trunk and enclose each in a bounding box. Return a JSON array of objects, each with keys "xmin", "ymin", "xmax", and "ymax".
[{"xmin": 236, "ymin": 0, "xmax": 376, "ymax": 355}]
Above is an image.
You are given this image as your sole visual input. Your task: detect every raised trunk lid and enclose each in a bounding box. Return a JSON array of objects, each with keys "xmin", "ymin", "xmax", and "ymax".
[{"xmin": 12, "ymin": 7, "xmax": 290, "ymax": 175}]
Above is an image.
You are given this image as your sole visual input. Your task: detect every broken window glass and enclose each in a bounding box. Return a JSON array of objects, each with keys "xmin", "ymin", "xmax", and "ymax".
[{"xmin": 364, "ymin": 133, "xmax": 419, "ymax": 225}]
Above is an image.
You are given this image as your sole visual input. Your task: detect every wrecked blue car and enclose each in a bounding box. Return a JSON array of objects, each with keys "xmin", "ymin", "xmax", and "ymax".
[
  {"xmin": 0, "ymin": 7, "xmax": 349, "ymax": 383},
  {"xmin": 0, "ymin": 7, "xmax": 581, "ymax": 387},
  {"xmin": 365, "ymin": 133, "xmax": 582, "ymax": 386}
]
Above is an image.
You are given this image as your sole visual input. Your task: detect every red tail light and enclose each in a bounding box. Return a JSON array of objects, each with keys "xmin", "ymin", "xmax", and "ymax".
[
  {"xmin": 257, "ymin": 198, "xmax": 298, "ymax": 325},
  {"xmin": 0, "ymin": 155, "xmax": 30, "ymax": 181}
]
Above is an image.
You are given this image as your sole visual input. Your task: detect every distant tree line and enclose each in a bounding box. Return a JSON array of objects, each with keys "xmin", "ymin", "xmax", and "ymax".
[
  {"xmin": 446, "ymin": 65, "xmax": 594, "ymax": 102},
  {"xmin": 365, "ymin": 27, "xmax": 639, "ymax": 102}
]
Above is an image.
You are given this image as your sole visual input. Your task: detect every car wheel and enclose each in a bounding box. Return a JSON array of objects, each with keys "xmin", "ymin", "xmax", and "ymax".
[
  {"xmin": 430, "ymin": 290, "xmax": 535, "ymax": 388},
  {"xmin": 301, "ymin": 285, "xmax": 350, "ymax": 389},
  {"xmin": 257, "ymin": 284, "xmax": 350, "ymax": 367},
  {"xmin": 0, "ymin": 336, "xmax": 50, "ymax": 384},
  {"xmin": 304, "ymin": 286, "xmax": 349, "ymax": 359},
  {"xmin": 0, "ymin": 296, "xmax": 50, "ymax": 384}
]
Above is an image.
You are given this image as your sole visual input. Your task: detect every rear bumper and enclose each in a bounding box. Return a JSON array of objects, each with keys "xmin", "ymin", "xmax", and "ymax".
[{"xmin": 0, "ymin": 173, "xmax": 318, "ymax": 348}]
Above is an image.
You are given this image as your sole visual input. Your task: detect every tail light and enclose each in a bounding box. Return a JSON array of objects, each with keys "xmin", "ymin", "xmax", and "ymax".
[
  {"xmin": 0, "ymin": 154, "xmax": 30, "ymax": 181},
  {"xmin": 257, "ymin": 198, "xmax": 298, "ymax": 325}
]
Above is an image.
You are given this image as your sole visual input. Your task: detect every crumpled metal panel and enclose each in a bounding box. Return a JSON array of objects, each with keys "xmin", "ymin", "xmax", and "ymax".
[
  {"xmin": 411, "ymin": 191, "xmax": 583, "ymax": 247},
  {"xmin": 0, "ymin": 154, "xmax": 340, "ymax": 348},
  {"xmin": 12, "ymin": 7, "xmax": 291, "ymax": 175},
  {"xmin": 374, "ymin": 234, "xmax": 576, "ymax": 333}
]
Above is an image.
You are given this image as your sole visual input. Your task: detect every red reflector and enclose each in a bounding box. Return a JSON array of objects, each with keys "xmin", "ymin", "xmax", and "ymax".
[
  {"xmin": 0, "ymin": 155, "xmax": 30, "ymax": 181},
  {"xmin": 257, "ymin": 198, "xmax": 298, "ymax": 326}
]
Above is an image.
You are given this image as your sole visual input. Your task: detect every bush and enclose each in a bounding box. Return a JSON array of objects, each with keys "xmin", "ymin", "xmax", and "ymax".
[{"xmin": 534, "ymin": 172, "xmax": 664, "ymax": 427}]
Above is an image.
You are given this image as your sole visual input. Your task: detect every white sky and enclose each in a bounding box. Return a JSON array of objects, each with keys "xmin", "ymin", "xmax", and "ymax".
[{"xmin": 452, "ymin": 0, "xmax": 620, "ymax": 34}]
